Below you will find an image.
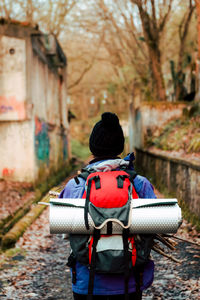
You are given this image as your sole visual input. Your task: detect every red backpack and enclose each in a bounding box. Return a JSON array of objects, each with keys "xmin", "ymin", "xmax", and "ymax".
[
  {"xmin": 68, "ymin": 168, "xmax": 153, "ymax": 298},
  {"xmin": 83, "ymin": 170, "xmax": 138, "ymax": 271}
]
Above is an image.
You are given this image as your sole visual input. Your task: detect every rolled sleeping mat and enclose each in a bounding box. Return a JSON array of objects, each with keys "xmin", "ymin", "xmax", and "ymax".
[{"xmin": 49, "ymin": 198, "xmax": 182, "ymax": 234}]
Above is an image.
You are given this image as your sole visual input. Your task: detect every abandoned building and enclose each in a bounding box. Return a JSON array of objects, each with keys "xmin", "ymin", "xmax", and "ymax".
[{"xmin": 0, "ymin": 19, "xmax": 70, "ymax": 182}]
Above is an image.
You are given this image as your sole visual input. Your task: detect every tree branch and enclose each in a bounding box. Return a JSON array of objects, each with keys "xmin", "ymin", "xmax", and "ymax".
[
  {"xmin": 159, "ymin": 0, "xmax": 173, "ymax": 32},
  {"xmin": 68, "ymin": 32, "xmax": 104, "ymax": 90},
  {"xmin": 179, "ymin": 3, "xmax": 195, "ymax": 42},
  {"xmin": 151, "ymin": 0, "xmax": 156, "ymax": 25}
]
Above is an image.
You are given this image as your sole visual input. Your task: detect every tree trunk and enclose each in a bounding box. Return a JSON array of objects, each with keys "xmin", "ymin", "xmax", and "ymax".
[
  {"xmin": 135, "ymin": 2, "xmax": 167, "ymax": 101},
  {"xmin": 195, "ymin": 0, "xmax": 200, "ymax": 103},
  {"xmin": 175, "ymin": 48, "xmax": 185, "ymax": 101},
  {"xmin": 175, "ymin": 3, "xmax": 195, "ymax": 100},
  {"xmin": 149, "ymin": 46, "xmax": 166, "ymax": 101}
]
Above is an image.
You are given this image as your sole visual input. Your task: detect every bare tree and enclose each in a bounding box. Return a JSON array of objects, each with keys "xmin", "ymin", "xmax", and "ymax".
[
  {"xmin": 0, "ymin": 0, "xmax": 16, "ymax": 19},
  {"xmin": 130, "ymin": 0, "xmax": 174, "ymax": 101},
  {"xmin": 195, "ymin": 0, "xmax": 200, "ymax": 102},
  {"xmin": 175, "ymin": 0, "xmax": 195, "ymax": 100},
  {"xmin": 0, "ymin": 0, "xmax": 77, "ymax": 36},
  {"xmin": 1, "ymin": 0, "xmax": 198, "ymax": 111},
  {"xmin": 96, "ymin": 0, "xmax": 149, "ymax": 107}
]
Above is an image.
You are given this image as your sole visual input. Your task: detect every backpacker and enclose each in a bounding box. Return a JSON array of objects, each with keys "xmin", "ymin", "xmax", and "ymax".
[{"xmin": 68, "ymin": 167, "xmax": 154, "ymax": 298}]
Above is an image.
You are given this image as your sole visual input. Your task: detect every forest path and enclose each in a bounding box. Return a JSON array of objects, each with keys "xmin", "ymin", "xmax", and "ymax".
[{"xmin": 0, "ymin": 188, "xmax": 199, "ymax": 300}]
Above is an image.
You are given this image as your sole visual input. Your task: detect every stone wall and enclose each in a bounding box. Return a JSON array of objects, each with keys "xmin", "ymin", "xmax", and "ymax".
[
  {"xmin": 129, "ymin": 102, "xmax": 186, "ymax": 149},
  {"xmin": 135, "ymin": 148, "xmax": 200, "ymax": 218}
]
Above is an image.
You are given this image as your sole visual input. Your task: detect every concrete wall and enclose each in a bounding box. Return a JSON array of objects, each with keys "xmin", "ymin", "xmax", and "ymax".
[
  {"xmin": 0, "ymin": 120, "xmax": 36, "ymax": 181},
  {"xmin": 0, "ymin": 36, "xmax": 27, "ymax": 121},
  {"xmin": 129, "ymin": 102, "xmax": 186, "ymax": 149},
  {"xmin": 0, "ymin": 24, "xmax": 69, "ymax": 182},
  {"xmin": 0, "ymin": 35, "xmax": 34, "ymax": 182},
  {"xmin": 30, "ymin": 46, "xmax": 69, "ymax": 180},
  {"xmin": 31, "ymin": 52, "xmax": 64, "ymax": 171},
  {"xmin": 135, "ymin": 148, "xmax": 200, "ymax": 218}
]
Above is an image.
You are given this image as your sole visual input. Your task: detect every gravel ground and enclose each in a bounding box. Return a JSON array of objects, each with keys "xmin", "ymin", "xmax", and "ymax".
[
  {"xmin": 0, "ymin": 208, "xmax": 72, "ymax": 300},
  {"xmin": 0, "ymin": 205, "xmax": 199, "ymax": 300},
  {"xmin": 0, "ymin": 180, "xmax": 34, "ymax": 220}
]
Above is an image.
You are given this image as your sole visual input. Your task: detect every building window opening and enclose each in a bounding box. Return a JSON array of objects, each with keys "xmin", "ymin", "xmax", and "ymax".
[{"xmin": 9, "ymin": 48, "xmax": 15, "ymax": 55}]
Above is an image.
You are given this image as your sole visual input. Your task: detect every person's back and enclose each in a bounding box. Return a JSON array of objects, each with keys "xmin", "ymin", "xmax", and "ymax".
[{"xmin": 59, "ymin": 112, "xmax": 156, "ymax": 300}]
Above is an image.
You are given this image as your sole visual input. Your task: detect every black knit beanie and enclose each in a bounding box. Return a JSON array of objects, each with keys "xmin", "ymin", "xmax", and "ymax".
[{"xmin": 89, "ymin": 112, "xmax": 125, "ymax": 157}]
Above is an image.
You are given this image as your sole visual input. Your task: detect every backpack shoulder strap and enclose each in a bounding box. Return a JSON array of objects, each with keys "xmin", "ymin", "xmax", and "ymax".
[
  {"xmin": 123, "ymin": 228, "xmax": 130, "ymax": 300},
  {"xmin": 88, "ymin": 229, "xmax": 101, "ymax": 299},
  {"xmin": 122, "ymin": 169, "xmax": 137, "ymax": 183},
  {"xmin": 74, "ymin": 168, "xmax": 92, "ymax": 185}
]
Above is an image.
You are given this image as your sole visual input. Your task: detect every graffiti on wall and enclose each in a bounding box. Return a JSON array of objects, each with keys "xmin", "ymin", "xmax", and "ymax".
[
  {"xmin": 0, "ymin": 96, "xmax": 26, "ymax": 119},
  {"xmin": 2, "ymin": 168, "xmax": 15, "ymax": 177},
  {"xmin": 0, "ymin": 105, "xmax": 13, "ymax": 113},
  {"xmin": 35, "ymin": 116, "xmax": 50, "ymax": 163},
  {"xmin": 60, "ymin": 125, "xmax": 68, "ymax": 160}
]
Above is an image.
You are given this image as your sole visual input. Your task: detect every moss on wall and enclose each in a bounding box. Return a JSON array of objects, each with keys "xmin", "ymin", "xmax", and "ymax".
[
  {"xmin": 0, "ymin": 160, "xmax": 76, "ymax": 249},
  {"xmin": 135, "ymin": 149, "xmax": 200, "ymax": 231},
  {"xmin": 1, "ymin": 193, "xmax": 49, "ymax": 249},
  {"xmin": 34, "ymin": 161, "xmax": 73, "ymax": 198},
  {"xmin": 142, "ymin": 100, "xmax": 187, "ymax": 107}
]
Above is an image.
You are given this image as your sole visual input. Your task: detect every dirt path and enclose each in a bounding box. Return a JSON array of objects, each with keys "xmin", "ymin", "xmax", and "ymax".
[
  {"xmin": 0, "ymin": 206, "xmax": 199, "ymax": 300},
  {"xmin": 0, "ymin": 208, "xmax": 72, "ymax": 300}
]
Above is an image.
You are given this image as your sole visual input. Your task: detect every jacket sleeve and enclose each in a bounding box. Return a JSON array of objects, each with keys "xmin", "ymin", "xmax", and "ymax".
[
  {"xmin": 134, "ymin": 175, "xmax": 156, "ymax": 199},
  {"xmin": 59, "ymin": 177, "xmax": 85, "ymax": 199}
]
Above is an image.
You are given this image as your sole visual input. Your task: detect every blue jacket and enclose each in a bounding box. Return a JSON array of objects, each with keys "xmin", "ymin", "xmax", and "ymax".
[{"xmin": 59, "ymin": 154, "xmax": 156, "ymax": 295}]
